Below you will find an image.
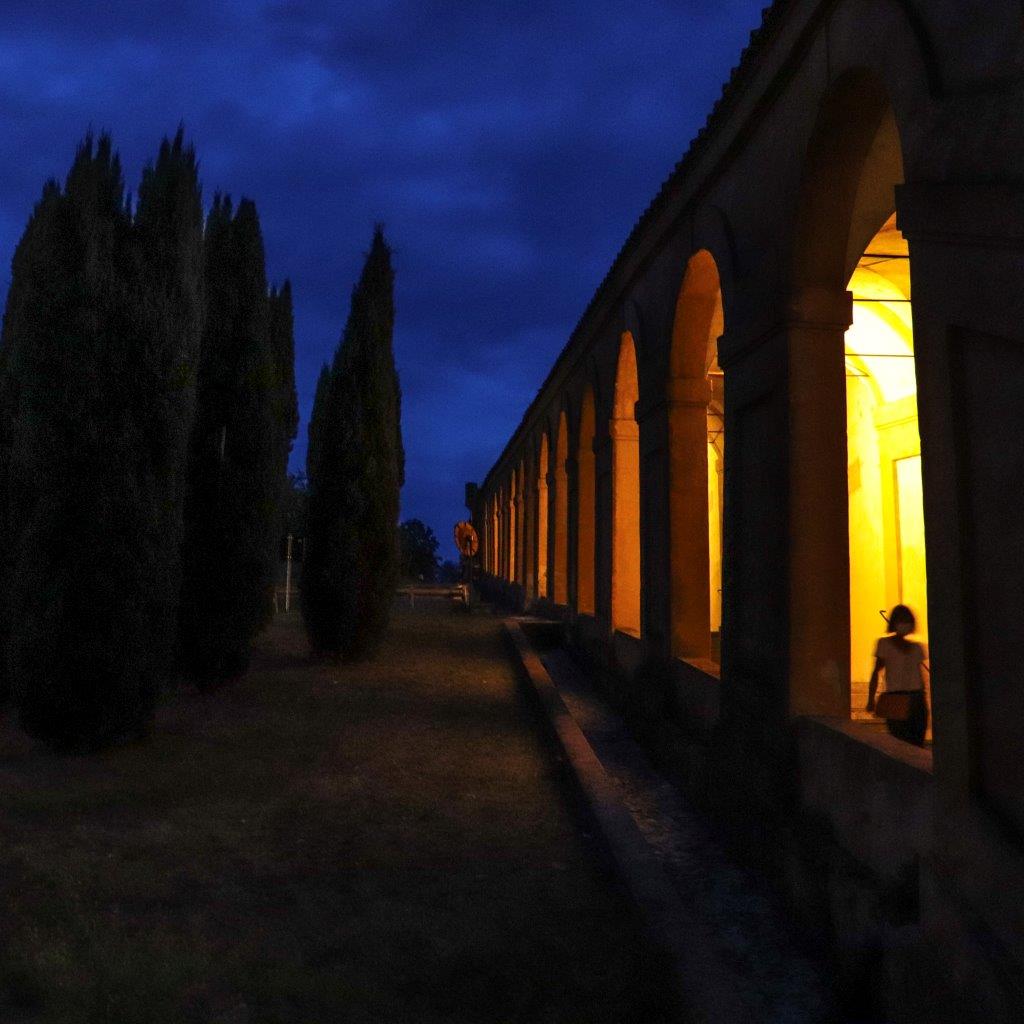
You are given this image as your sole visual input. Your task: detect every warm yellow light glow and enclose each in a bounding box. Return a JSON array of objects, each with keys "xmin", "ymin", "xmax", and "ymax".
[
  {"xmin": 577, "ymin": 387, "xmax": 596, "ymax": 615},
  {"xmin": 668, "ymin": 249, "xmax": 724, "ymax": 663},
  {"xmin": 846, "ymin": 214, "xmax": 929, "ymax": 725},
  {"xmin": 537, "ymin": 433, "xmax": 549, "ymax": 599},
  {"xmin": 612, "ymin": 332, "xmax": 641, "ymax": 636},
  {"xmin": 553, "ymin": 411, "xmax": 569, "ymax": 605}
]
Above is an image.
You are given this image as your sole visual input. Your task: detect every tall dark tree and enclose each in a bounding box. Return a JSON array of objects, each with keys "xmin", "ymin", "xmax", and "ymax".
[
  {"xmin": 269, "ymin": 280, "xmax": 299, "ymax": 466},
  {"xmin": 306, "ymin": 362, "xmax": 331, "ymax": 486},
  {"xmin": 131, "ymin": 126, "xmax": 206, "ymax": 701},
  {"xmin": 399, "ymin": 519, "xmax": 439, "ymax": 582},
  {"xmin": 268, "ymin": 280, "xmax": 300, "ymax": 619},
  {"xmin": 303, "ymin": 227, "xmax": 403, "ymax": 660},
  {"xmin": 3, "ymin": 131, "xmax": 204, "ymax": 748},
  {"xmin": 0, "ymin": 181, "xmax": 63, "ymax": 706},
  {"xmin": 178, "ymin": 196, "xmax": 284, "ymax": 683}
]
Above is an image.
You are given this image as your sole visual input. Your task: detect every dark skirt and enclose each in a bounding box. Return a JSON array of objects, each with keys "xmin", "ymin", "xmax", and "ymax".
[{"xmin": 885, "ymin": 690, "xmax": 929, "ymax": 747}]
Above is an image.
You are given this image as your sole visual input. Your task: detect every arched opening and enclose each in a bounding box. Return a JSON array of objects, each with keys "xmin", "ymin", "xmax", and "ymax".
[
  {"xmin": 508, "ymin": 471, "xmax": 517, "ymax": 583},
  {"xmin": 577, "ymin": 387, "xmax": 596, "ymax": 615},
  {"xmin": 515, "ymin": 461, "xmax": 526, "ymax": 588},
  {"xmin": 611, "ymin": 332, "xmax": 641, "ymax": 636},
  {"xmin": 491, "ymin": 495, "xmax": 499, "ymax": 576},
  {"xmin": 791, "ymin": 72, "xmax": 930, "ymax": 736},
  {"xmin": 537, "ymin": 434, "xmax": 549, "ymax": 599},
  {"xmin": 668, "ymin": 250, "xmax": 725, "ymax": 663},
  {"xmin": 553, "ymin": 411, "xmax": 569, "ymax": 605},
  {"xmin": 846, "ymin": 213, "xmax": 929, "ymax": 730},
  {"xmin": 499, "ymin": 484, "xmax": 508, "ymax": 579},
  {"xmin": 523, "ymin": 457, "xmax": 535, "ymax": 597}
]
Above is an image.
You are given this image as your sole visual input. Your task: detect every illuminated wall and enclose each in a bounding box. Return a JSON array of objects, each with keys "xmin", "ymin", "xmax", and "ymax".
[
  {"xmin": 612, "ymin": 332, "xmax": 641, "ymax": 636},
  {"xmin": 577, "ymin": 387, "xmax": 596, "ymax": 615},
  {"xmin": 537, "ymin": 434, "xmax": 549, "ymax": 599},
  {"xmin": 553, "ymin": 412, "xmax": 569, "ymax": 604},
  {"xmin": 846, "ymin": 214, "xmax": 929, "ymax": 719},
  {"xmin": 507, "ymin": 472, "xmax": 517, "ymax": 583},
  {"xmin": 669, "ymin": 250, "xmax": 724, "ymax": 661}
]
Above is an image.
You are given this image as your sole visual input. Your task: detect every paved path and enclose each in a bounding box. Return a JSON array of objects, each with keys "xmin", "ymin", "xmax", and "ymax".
[
  {"xmin": 0, "ymin": 607, "xmax": 674, "ymax": 1023},
  {"xmin": 536, "ymin": 644, "xmax": 841, "ymax": 1023}
]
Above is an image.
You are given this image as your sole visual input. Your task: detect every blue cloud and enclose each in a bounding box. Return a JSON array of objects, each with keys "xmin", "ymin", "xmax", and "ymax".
[{"xmin": 0, "ymin": 0, "xmax": 767, "ymax": 557}]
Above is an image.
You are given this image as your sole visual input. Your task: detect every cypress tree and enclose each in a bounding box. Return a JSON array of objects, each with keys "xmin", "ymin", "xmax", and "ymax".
[
  {"xmin": 4, "ymin": 131, "xmax": 203, "ymax": 748},
  {"xmin": 178, "ymin": 197, "xmax": 283, "ymax": 682},
  {"xmin": 269, "ymin": 280, "xmax": 299, "ymax": 467},
  {"xmin": 305, "ymin": 362, "xmax": 331, "ymax": 487},
  {"xmin": 302, "ymin": 227, "xmax": 403, "ymax": 660},
  {"xmin": 0, "ymin": 181, "xmax": 63, "ymax": 706},
  {"xmin": 267, "ymin": 280, "xmax": 300, "ymax": 622},
  {"xmin": 131, "ymin": 126, "xmax": 206, "ymax": 706}
]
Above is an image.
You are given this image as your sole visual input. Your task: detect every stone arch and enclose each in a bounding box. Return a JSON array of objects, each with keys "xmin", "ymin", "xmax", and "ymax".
[
  {"xmin": 611, "ymin": 332, "xmax": 641, "ymax": 636},
  {"xmin": 577, "ymin": 383, "xmax": 597, "ymax": 616},
  {"xmin": 514, "ymin": 460, "xmax": 526, "ymax": 588},
  {"xmin": 507, "ymin": 468, "xmax": 518, "ymax": 584},
  {"xmin": 667, "ymin": 249, "xmax": 725, "ymax": 662},
  {"xmin": 536, "ymin": 431, "xmax": 550, "ymax": 599},
  {"xmin": 552, "ymin": 407, "xmax": 570, "ymax": 605},
  {"xmin": 788, "ymin": 68, "xmax": 929, "ymax": 727}
]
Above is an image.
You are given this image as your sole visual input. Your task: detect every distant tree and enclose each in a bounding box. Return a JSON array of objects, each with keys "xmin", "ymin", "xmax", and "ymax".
[
  {"xmin": 269, "ymin": 279, "xmax": 299, "ymax": 487},
  {"xmin": 399, "ymin": 519, "xmax": 439, "ymax": 581},
  {"xmin": 306, "ymin": 363, "xmax": 330, "ymax": 486},
  {"xmin": 437, "ymin": 560, "xmax": 462, "ymax": 585},
  {"xmin": 4, "ymin": 130, "xmax": 204, "ymax": 748},
  {"xmin": 302, "ymin": 227, "xmax": 403, "ymax": 659},
  {"xmin": 266, "ymin": 280, "xmax": 299, "ymax": 623},
  {"xmin": 281, "ymin": 472, "xmax": 308, "ymax": 541},
  {"xmin": 178, "ymin": 196, "xmax": 284, "ymax": 684}
]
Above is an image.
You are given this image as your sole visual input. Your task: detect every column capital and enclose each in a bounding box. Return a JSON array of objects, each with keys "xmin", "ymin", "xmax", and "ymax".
[
  {"xmin": 786, "ymin": 286, "xmax": 853, "ymax": 330},
  {"xmin": 667, "ymin": 377, "xmax": 713, "ymax": 408},
  {"xmin": 608, "ymin": 417, "xmax": 640, "ymax": 442}
]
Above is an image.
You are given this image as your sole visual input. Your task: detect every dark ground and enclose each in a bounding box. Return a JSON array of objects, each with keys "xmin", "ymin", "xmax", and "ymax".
[{"xmin": 0, "ymin": 605, "xmax": 674, "ymax": 1023}]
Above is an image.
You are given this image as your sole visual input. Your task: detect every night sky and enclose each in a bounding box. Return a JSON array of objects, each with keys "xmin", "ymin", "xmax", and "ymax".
[{"xmin": 0, "ymin": 1, "xmax": 767, "ymax": 559}]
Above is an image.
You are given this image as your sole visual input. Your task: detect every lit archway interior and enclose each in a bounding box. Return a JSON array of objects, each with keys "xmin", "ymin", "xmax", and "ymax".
[
  {"xmin": 516, "ymin": 461, "xmax": 526, "ymax": 587},
  {"xmin": 612, "ymin": 332, "xmax": 641, "ymax": 636},
  {"xmin": 577, "ymin": 387, "xmax": 596, "ymax": 615},
  {"xmin": 668, "ymin": 250, "xmax": 724, "ymax": 662},
  {"xmin": 508, "ymin": 471, "xmax": 517, "ymax": 583},
  {"xmin": 553, "ymin": 411, "xmax": 569, "ymax": 604},
  {"xmin": 537, "ymin": 434, "xmax": 549, "ymax": 599},
  {"xmin": 846, "ymin": 212, "xmax": 929, "ymax": 725}
]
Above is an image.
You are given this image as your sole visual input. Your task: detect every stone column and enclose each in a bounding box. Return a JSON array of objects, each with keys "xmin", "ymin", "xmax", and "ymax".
[
  {"xmin": 667, "ymin": 376, "xmax": 713, "ymax": 660},
  {"xmin": 786, "ymin": 287, "xmax": 852, "ymax": 719},
  {"xmin": 610, "ymin": 415, "xmax": 641, "ymax": 636},
  {"xmin": 566, "ymin": 455, "xmax": 579, "ymax": 613},
  {"xmin": 594, "ymin": 433, "xmax": 614, "ymax": 638}
]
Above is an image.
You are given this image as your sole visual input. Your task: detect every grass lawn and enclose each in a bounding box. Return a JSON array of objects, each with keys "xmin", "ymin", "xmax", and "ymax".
[{"xmin": 0, "ymin": 606, "xmax": 674, "ymax": 1023}]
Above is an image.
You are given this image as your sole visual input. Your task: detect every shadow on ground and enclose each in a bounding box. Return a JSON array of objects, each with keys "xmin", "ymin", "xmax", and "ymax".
[{"xmin": 0, "ymin": 608, "xmax": 674, "ymax": 1024}]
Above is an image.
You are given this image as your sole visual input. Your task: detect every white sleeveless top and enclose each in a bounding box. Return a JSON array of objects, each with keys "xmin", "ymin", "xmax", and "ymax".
[{"xmin": 874, "ymin": 636, "xmax": 926, "ymax": 692}]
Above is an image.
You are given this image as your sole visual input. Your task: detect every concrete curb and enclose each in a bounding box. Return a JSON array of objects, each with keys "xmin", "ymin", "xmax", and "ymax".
[{"xmin": 505, "ymin": 618, "xmax": 756, "ymax": 1024}]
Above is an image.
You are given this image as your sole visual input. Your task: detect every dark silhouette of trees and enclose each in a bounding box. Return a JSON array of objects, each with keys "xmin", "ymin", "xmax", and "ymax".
[
  {"xmin": 0, "ymin": 181, "xmax": 63, "ymax": 706},
  {"xmin": 269, "ymin": 279, "xmax": 299, "ymax": 489},
  {"xmin": 178, "ymin": 196, "xmax": 285, "ymax": 684},
  {"xmin": 2, "ymin": 131, "xmax": 204, "ymax": 748},
  {"xmin": 302, "ymin": 227, "xmax": 403, "ymax": 660},
  {"xmin": 399, "ymin": 519, "xmax": 440, "ymax": 581},
  {"xmin": 306, "ymin": 363, "xmax": 331, "ymax": 488}
]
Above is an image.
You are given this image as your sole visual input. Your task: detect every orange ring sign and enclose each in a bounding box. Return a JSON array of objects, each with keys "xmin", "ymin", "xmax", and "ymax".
[{"xmin": 454, "ymin": 521, "xmax": 479, "ymax": 558}]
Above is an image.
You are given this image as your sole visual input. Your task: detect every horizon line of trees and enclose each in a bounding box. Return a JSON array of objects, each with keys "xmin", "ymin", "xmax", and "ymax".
[{"xmin": 0, "ymin": 127, "xmax": 297, "ymax": 750}]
